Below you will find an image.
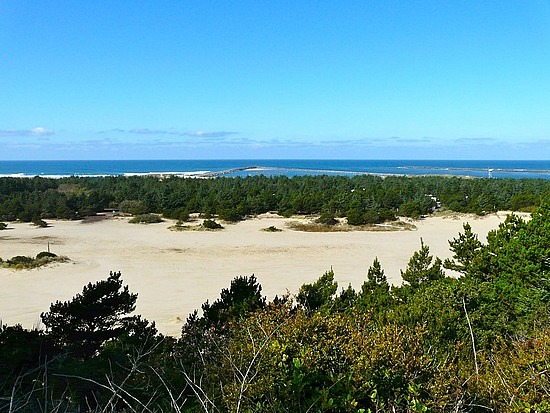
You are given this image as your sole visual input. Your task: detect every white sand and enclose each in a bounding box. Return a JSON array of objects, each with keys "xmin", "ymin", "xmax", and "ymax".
[{"xmin": 0, "ymin": 213, "xmax": 515, "ymax": 336}]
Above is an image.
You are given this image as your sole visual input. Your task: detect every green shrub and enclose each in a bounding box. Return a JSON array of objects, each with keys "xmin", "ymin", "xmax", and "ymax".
[
  {"xmin": 263, "ymin": 225, "xmax": 282, "ymax": 232},
  {"xmin": 129, "ymin": 214, "xmax": 163, "ymax": 224},
  {"xmin": 346, "ymin": 208, "xmax": 365, "ymax": 225},
  {"xmin": 36, "ymin": 251, "xmax": 57, "ymax": 260},
  {"xmin": 6, "ymin": 256, "xmax": 35, "ymax": 266},
  {"xmin": 32, "ymin": 219, "xmax": 48, "ymax": 228},
  {"xmin": 316, "ymin": 212, "xmax": 338, "ymax": 226},
  {"xmin": 219, "ymin": 208, "xmax": 243, "ymax": 222},
  {"xmin": 202, "ymin": 219, "xmax": 223, "ymax": 229},
  {"xmin": 119, "ymin": 200, "xmax": 148, "ymax": 215},
  {"xmin": 0, "ymin": 222, "xmax": 7, "ymax": 230},
  {"xmin": 178, "ymin": 210, "xmax": 190, "ymax": 222}
]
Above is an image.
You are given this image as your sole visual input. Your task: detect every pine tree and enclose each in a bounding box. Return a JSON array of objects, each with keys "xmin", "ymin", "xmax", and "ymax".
[
  {"xmin": 41, "ymin": 271, "xmax": 141, "ymax": 357},
  {"xmin": 400, "ymin": 239, "xmax": 445, "ymax": 290}
]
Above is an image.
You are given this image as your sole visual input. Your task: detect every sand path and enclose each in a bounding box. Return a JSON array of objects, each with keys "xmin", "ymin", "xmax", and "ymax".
[{"xmin": 0, "ymin": 213, "xmax": 513, "ymax": 336}]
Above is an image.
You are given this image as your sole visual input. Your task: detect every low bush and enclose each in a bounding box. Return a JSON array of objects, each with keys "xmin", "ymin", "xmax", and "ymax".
[
  {"xmin": 36, "ymin": 251, "xmax": 57, "ymax": 260},
  {"xmin": 202, "ymin": 219, "xmax": 223, "ymax": 229},
  {"xmin": 263, "ymin": 225, "xmax": 282, "ymax": 232},
  {"xmin": 32, "ymin": 219, "xmax": 48, "ymax": 228},
  {"xmin": 2, "ymin": 252, "xmax": 67, "ymax": 269},
  {"xmin": 0, "ymin": 222, "xmax": 7, "ymax": 230},
  {"xmin": 316, "ymin": 212, "xmax": 338, "ymax": 226},
  {"xmin": 6, "ymin": 256, "xmax": 34, "ymax": 266}
]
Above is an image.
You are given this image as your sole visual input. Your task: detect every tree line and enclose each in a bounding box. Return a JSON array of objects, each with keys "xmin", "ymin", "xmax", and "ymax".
[
  {"xmin": 2, "ymin": 198, "xmax": 550, "ymax": 411},
  {"xmin": 0, "ymin": 174, "xmax": 549, "ymax": 224}
]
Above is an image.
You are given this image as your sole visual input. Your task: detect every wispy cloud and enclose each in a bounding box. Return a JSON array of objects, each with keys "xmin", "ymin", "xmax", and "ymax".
[
  {"xmin": 0, "ymin": 127, "xmax": 54, "ymax": 137},
  {"xmin": 319, "ymin": 136, "xmax": 433, "ymax": 146},
  {"xmin": 99, "ymin": 128, "xmax": 238, "ymax": 139},
  {"xmin": 128, "ymin": 128, "xmax": 177, "ymax": 135},
  {"xmin": 455, "ymin": 137, "xmax": 498, "ymax": 143},
  {"xmin": 180, "ymin": 131, "xmax": 237, "ymax": 138}
]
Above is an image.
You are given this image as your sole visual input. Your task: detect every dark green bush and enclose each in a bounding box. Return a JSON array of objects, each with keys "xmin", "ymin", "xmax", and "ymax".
[
  {"xmin": 36, "ymin": 251, "xmax": 57, "ymax": 260},
  {"xmin": 316, "ymin": 212, "xmax": 338, "ymax": 225},
  {"xmin": 32, "ymin": 218, "xmax": 48, "ymax": 228},
  {"xmin": 119, "ymin": 200, "xmax": 148, "ymax": 215},
  {"xmin": 202, "ymin": 219, "xmax": 223, "ymax": 229},
  {"xmin": 263, "ymin": 225, "xmax": 282, "ymax": 232},
  {"xmin": 7, "ymin": 256, "xmax": 34, "ymax": 265},
  {"xmin": 219, "ymin": 208, "xmax": 243, "ymax": 222},
  {"xmin": 0, "ymin": 222, "xmax": 7, "ymax": 230}
]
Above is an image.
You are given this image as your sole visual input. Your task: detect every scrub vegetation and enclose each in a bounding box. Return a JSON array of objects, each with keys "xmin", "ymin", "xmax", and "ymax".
[
  {"xmin": 0, "ymin": 251, "xmax": 68, "ymax": 269},
  {"xmin": 2, "ymin": 197, "xmax": 550, "ymax": 411}
]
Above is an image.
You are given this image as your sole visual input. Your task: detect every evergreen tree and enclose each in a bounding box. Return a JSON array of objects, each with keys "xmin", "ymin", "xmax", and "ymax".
[
  {"xmin": 41, "ymin": 271, "xmax": 143, "ymax": 357},
  {"xmin": 400, "ymin": 239, "xmax": 445, "ymax": 291},
  {"xmin": 357, "ymin": 258, "xmax": 394, "ymax": 313},
  {"xmin": 443, "ymin": 222, "xmax": 483, "ymax": 276},
  {"xmin": 297, "ymin": 269, "xmax": 338, "ymax": 313}
]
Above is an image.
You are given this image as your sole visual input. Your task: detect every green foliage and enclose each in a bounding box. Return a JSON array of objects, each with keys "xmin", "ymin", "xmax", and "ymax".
[
  {"xmin": 190, "ymin": 305, "xmax": 458, "ymax": 412},
  {"xmin": 1, "ymin": 174, "xmax": 549, "ymax": 223},
  {"xmin": 219, "ymin": 207, "xmax": 244, "ymax": 222},
  {"xmin": 297, "ymin": 269, "xmax": 338, "ymax": 313},
  {"xmin": 128, "ymin": 213, "xmax": 163, "ymax": 223},
  {"xmin": 473, "ymin": 330, "xmax": 550, "ymax": 410},
  {"xmin": 510, "ymin": 192, "xmax": 540, "ymax": 211},
  {"xmin": 40, "ymin": 271, "xmax": 148, "ymax": 357},
  {"xmin": 119, "ymin": 199, "xmax": 148, "ymax": 215},
  {"xmin": 1, "ymin": 252, "xmax": 66, "ymax": 269},
  {"xmin": 3, "ymin": 193, "xmax": 550, "ymax": 411},
  {"xmin": 36, "ymin": 251, "xmax": 57, "ymax": 259},
  {"xmin": 180, "ymin": 274, "xmax": 266, "ymax": 371},
  {"xmin": 443, "ymin": 222, "xmax": 483, "ymax": 275},
  {"xmin": 6, "ymin": 255, "xmax": 34, "ymax": 266},
  {"xmin": 31, "ymin": 218, "xmax": 48, "ymax": 227},
  {"xmin": 0, "ymin": 222, "xmax": 7, "ymax": 230},
  {"xmin": 346, "ymin": 206, "xmax": 366, "ymax": 225},
  {"xmin": 316, "ymin": 211, "xmax": 338, "ymax": 225},
  {"xmin": 400, "ymin": 239, "xmax": 445, "ymax": 291},
  {"xmin": 186, "ymin": 275, "xmax": 266, "ymax": 332},
  {"xmin": 357, "ymin": 258, "xmax": 394, "ymax": 313},
  {"xmin": 202, "ymin": 218, "xmax": 223, "ymax": 229}
]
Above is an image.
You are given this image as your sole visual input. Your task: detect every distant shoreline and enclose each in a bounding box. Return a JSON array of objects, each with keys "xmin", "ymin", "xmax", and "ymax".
[{"xmin": 1, "ymin": 159, "xmax": 549, "ymax": 179}]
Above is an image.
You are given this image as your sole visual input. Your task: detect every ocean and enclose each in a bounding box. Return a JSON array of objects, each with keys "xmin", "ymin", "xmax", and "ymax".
[{"xmin": 0, "ymin": 159, "xmax": 549, "ymax": 179}]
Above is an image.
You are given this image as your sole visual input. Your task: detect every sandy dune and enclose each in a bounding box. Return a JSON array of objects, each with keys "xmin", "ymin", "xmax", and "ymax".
[{"xmin": 0, "ymin": 213, "xmax": 514, "ymax": 336}]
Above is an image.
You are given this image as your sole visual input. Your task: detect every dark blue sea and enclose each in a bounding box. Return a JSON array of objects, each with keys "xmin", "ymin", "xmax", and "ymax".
[{"xmin": 0, "ymin": 160, "xmax": 549, "ymax": 179}]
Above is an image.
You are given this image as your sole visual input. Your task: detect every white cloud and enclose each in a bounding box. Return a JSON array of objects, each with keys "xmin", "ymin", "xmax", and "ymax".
[
  {"xmin": 31, "ymin": 127, "xmax": 54, "ymax": 136},
  {"xmin": 180, "ymin": 131, "xmax": 237, "ymax": 138},
  {"xmin": 0, "ymin": 127, "xmax": 54, "ymax": 137}
]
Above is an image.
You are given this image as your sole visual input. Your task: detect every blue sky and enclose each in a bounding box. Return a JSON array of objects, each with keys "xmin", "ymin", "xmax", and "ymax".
[{"xmin": 1, "ymin": 1, "xmax": 549, "ymax": 160}]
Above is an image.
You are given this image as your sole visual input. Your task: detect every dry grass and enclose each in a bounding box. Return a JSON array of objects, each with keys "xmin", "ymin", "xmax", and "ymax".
[
  {"xmin": 287, "ymin": 219, "xmax": 416, "ymax": 232},
  {"xmin": 1, "ymin": 255, "xmax": 69, "ymax": 270}
]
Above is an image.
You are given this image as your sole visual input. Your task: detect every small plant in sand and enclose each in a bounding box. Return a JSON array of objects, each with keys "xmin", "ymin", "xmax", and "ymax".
[
  {"xmin": 129, "ymin": 213, "xmax": 163, "ymax": 224},
  {"xmin": 1, "ymin": 251, "xmax": 68, "ymax": 269},
  {"xmin": 32, "ymin": 218, "xmax": 48, "ymax": 228},
  {"xmin": 0, "ymin": 222, "xmax": 7, "ymax": 230},
  {"xmin": 202, "ymin": 219, "xmax": 223, "ymax": 230},
  {"xmin": 169, "ymin": 220, "xmax": 193, "ymax": 231},
  {"xmin": 262, "ymin": 225, "xmax": 282, "ymax": 232}
]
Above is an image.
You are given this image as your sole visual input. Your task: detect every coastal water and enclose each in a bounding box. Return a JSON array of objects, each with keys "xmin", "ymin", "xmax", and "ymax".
[{"xmin": 0, "ymin": 159, "xmax": 549, "ymax": 179}]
